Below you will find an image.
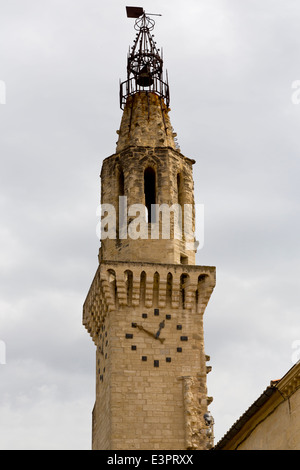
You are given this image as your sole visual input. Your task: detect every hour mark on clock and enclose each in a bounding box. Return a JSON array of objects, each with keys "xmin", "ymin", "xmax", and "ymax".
[
  {"xmin": 154, "ymin": 360, "xmax": 159, "ymax": 367},
  {"xmin": 177, "ymin": 325, "xmax": 182, "ymax": 330},
  {"xmin": 177, "ymin": 347, "xmax": 182, "ymax": 353},
  {"xmin": 180, "ymin": 336, "xmax": 188, "ymax": 341},
  {"xmin": 166, "ymin": 314, "xmax": 171, "ymax": 320},
  {"xmin": 142, "ymin": 313, "xmax": 147, "ymax": 319},
  {"xmin": 131, "ymin": 345, "xmax": 137, "ymax": 351},
  {"xmin": 142, "ymin": 356, "xmax": 147, "ymax": 362},
  {"xmin": 166, "ymin": 357, "xmax": 171, "ymax": 363},
  {"xmin": 125, "ymin": 333, "xmax": 133, "ymax": 339},
  {"xmin": 154, "ymin": 309, "xmax": 159, "ymax": 316}
]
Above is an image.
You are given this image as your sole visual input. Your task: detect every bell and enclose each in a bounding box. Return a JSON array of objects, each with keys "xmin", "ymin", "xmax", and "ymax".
[{"xmin": 136, "ymin": 65, "xmax": 154, "ymax": 87}]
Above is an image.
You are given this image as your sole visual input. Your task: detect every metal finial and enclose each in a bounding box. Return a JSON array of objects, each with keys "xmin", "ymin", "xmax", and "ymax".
[{"xmin": 120, "ymin": 7, "xmax": 169, "ymax": 109}]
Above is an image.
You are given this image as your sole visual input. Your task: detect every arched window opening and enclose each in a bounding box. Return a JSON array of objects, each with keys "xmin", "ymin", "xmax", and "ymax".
[
  {"xmin": 107, "ymin": 269, "xmax": 117, "ymax": 302},
  {"xmin": 196, "ymin": 274, "xmax": 208, "ymax": 306},
  {"xmin": 153, "ymin": 272, "xmax": 160, "ymax": 307},
  {"xmin": 144, "ymin": 167, "xmax": 156, "ymax": 223},
  {"xmin": 177, "ymin": 173, "xmax": 184, "ymax": 235},
  {"xmin": 166, "ymin": 272, "xmax": 173, "ymax": 307},
  {"xmin": 124, "ymin": 270, "xmax": 133, "ymax": 306},
  {"xmin": 118, "ymin": 169, "xmax": 125, "ymax": 196},
  {"xmin": 180, "ymin": 273, "xmax": 189, "ymax": 309},
  {"xmin": 140, "ymin": 271, "xmax": 146, "ymax": 306},
  {"xmin": 177, "ymin": 173, "xmax": 184, "ymax": 207}
]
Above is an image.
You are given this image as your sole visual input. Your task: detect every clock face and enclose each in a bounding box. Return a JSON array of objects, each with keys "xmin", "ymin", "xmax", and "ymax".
[{"xmin": 125, "ymin": 308, "xmax": 188, "ymax": 367}]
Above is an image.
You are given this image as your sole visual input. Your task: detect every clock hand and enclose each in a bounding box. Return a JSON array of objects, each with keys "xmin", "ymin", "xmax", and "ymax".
[
  {"xmin": 135, "ymin": 324, "xmax": 156, "ymax": 340},
  {"xmin": 155, "ymin": 320, "xmax": 165, "ymax": 338},
  {"xmin": 135, "ymin": 323, "xmax": 165, "ymax": 344}
]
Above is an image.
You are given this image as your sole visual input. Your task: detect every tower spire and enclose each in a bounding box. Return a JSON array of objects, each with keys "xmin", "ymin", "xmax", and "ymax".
[
  {"xmin": 120, "ymin": 7, "xmax": 170, "ymax": 109},
  {"xmin": 117, "ymin": 7, "xmax": 175, "ymax": 152}
]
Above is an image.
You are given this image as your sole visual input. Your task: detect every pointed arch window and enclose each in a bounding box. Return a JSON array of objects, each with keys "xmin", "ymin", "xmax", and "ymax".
[
  {"xmin": 144, "ymin": 167, "xmax": 156, "ymax": 223},
  {"xmin": 140, "ymin": 271, "xmax": 146, "ymax": 306},
  {"xmin": 166, "ymin": 272, "xmax": 173, "ymax": 307},
  {"xmin": 177, "ymin": 173, "xmax": 184, "ymax": 207},
  {"xmin": 125, "ymin": 270, "xmax": 133, "ymax": 306},
  {"xmin": 107, "ymin": 269, "xmax": 117, "ymax": 302},
  {"xmin": 177, "ymin": 172, "xmax": 184, "ymax": 235},
  {"xmin": 196, "ymin": 274, "xmax": 208, "ymax": 307},
  {"xmin": 180, "ymin": 273, "xmax": 189, "ymax": 309},
  {"xmin": 118, "ymin": 169, "xmax": 125, "ymax": 197},
  {"xmin": 153, "ymin": 271, "xmax": 160, "ymax": 307}
]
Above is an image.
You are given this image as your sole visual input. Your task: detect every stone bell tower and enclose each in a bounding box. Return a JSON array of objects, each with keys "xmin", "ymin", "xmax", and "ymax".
[{"xmin": 83, "ymin": 7, "xmax": 216, "ymax": 450}]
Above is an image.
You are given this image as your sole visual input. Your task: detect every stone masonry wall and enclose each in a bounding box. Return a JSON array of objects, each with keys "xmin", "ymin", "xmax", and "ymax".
[
  {"xmin": 83, "ymin": 261, "xmax": 216, "ymax": 450},
  {"xmin": 99, "ymin": 146, "xmax": 197, "ymax": 265}
]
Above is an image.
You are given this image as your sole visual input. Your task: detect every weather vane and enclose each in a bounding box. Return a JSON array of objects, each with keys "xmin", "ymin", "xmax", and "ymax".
[
  {"xmin": 126, "ymin": 6, "xmax": 162, "ymax": 19},
  {"xmin": 120, "ymin": 6, "xmax": 170, "ymax": 109}
]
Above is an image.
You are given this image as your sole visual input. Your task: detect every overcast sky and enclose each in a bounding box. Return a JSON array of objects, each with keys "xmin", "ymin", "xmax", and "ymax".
[{"xmin": 1, "ymin": 0, "xmax": 300, "ymax": 450}]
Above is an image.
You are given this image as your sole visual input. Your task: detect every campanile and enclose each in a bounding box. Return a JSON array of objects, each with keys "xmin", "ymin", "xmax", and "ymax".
[{"xmin": 83, "ymin": 7, "xmax": 216, "ymax": 450}]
